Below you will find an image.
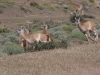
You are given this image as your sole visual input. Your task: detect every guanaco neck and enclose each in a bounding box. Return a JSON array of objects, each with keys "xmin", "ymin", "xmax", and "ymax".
[
  {"xmin": 43, "ymin": 27, "xmax": 48, "ymax": 34},
  {"xmin": 77, "ymin": 22, "xmax": 86, "ymax": 33},
  {"xmin": 21, "ymin": 29, "xmax": 33, "ymax": 44}
]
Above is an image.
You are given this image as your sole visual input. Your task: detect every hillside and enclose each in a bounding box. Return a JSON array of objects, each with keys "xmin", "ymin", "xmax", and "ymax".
[
  {"xmin": 0, "ymin": 43, "xmax": 100, "ymax": 75},
  {"xmin": 0, "ymin": 0, "xmax": 100, "ymax": 29},
  {"xmin": 0, "ymin": 0, "xmax": 100, "ymax": 75}
]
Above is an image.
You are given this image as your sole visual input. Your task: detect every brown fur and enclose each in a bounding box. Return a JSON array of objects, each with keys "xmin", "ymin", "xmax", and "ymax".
[
  {"xmin": 19, "ymin": 28, "xmax": 30, "ymax": 49},
  {"xmin": 43, "ymin": 25, "xmax": 48, "ymax": 34},
  {"xmin": 70, "ymin": 0, "xmax": 85, "ymax": 15},
  {"xmin": 42, "ymin": 25, "xmax": 53, "ymax": 41},
  {"xmin": 18, "ymin": 27, "xmax": 53, "ymax": 45},
  {"xmin": 75, "ymin": 18, "xmax": 98, "ymax": 43}
]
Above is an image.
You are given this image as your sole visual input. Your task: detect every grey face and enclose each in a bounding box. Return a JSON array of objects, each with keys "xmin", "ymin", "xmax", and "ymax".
[
  {"xmin": 75, "ymin": 17, "xmax": 80, "ymax": 25},
  {"xmin": 44, "ymin": 25, "xmax": 49, "ymax": 29}
]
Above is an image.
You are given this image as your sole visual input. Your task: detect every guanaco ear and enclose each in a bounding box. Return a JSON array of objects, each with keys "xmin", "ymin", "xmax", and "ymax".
[{"xmin": 20, "ymin": 26, "xmax": 24, "ymax": 29}]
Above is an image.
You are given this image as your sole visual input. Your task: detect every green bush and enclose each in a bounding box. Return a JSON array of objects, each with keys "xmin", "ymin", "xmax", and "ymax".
[
  {"xmin": 83, "ymin": 14, "xmax": 95, "ymax": 19},
  {"xmin": 68, "ymin": 5, "xmax": 74, "ymax": 11},
  {"xmin": 3, "ymin": 43, "xmax": 25, "ymax": 55},
  {"xmin": 50, "ymin": 5, "xmax": 56, "ymax": 10},
  {"xmin": 36, "ymin": 4, "xmax": 44, "ymax": 10},
  {"xmin": 62, "ymin": 4, "xmax": 68, "ymax": 9},
  {"xmin": 0, "ymin": 3, "xmax": 6, "ymax": 8},
  {"xmin": 33, "ymin": 40, "xmax": 68, "ymax": 51},
  {"xmin": 30, "ymin": 2, "xmax": 44, "ymax": 10},
  {"xmin": 54, "ymin": 4, "xmax": 59, "ymax": 8},
  {"xmin": 68, "ymin": 28, "xmax": 86, "ymax": 40},
  {"xmin": 7, "ymin": 35, "xmax": 19, "ymax": 43},
  {"xmin": 6, "ymin": 1, "xmax": 15, "ymax": 6},
  {"xmin": 20, "ymin": 6, "xmax": 28, "ymax": 13},
  {"xmin": 49, "ymin": 26, "xmax": 67, "ymax": 40},
  {"xmin": 63, "ymin": 9, "xmax": 67, "ymax": 13},
  {"xmin": 0, "ymin": 34, "xmax": 11, "ymax": 45},
  {"xmin": 0, "ymin": 26, "xmax": 11, "ymax": 33},
  {"xmin": 62, "ymin": 25, "xmax": 76, "ymax": 33},
  {"xmin": 17, "ymin": 22, "xmax": 26, "ymax": 26},
  {"xmin": 34, "ymin": 42, "xmax": 55, "ymax": 51},
  {"xmin": 30, "ymin": 2, "xmax": 38, "ymax": 7}
]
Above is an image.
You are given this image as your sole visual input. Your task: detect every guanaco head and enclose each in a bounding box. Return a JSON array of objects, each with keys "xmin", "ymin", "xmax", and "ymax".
[
  {"xmin": 17, "ymin": 26, "xmax": 30, "ymax": 35},
  {"xmin": 43, "ymin": 24, "xmax": 49, "ymax": 29},
  {"xmin": 75, "ymin": 16, "xmax": 81, "ymax": 25}
]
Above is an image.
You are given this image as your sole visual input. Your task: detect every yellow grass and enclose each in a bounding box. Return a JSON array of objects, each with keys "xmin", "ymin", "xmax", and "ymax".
[{"xmin": 0, "ymin": 43, "xmax": 100, "ymax": 75}]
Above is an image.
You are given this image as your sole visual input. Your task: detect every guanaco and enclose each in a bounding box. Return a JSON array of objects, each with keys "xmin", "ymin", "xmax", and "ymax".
[
  {"xmin": 19, "ymin": 28, "xmax": 29, "ymax": 47},
  {"xmin": 18, "ymin": 26, "xmax": 53, "ymax": 48},
  {"xmin": 42, "ymin": 25, "xmax": 49, "ymax": 34},
  {"xmin": 75, "ymin": 16, "xmax": 98, "ymax": 43},
  {"xmin": 70, "ymin": 0, "xmax": 85, "ymax": 15}
]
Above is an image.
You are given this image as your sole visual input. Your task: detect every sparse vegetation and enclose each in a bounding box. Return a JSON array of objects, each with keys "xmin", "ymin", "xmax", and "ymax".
[
  {"xmin": 83, "ymin": 14, "xmax": 95, "ymax": 19},
  {"xmin": 6, "ymin": 1, "xmax": 15, "ymax": 6},
  {"xmin": 36, "ymin": 4, "xmax": 45, "ymax": 10},
  {"xmin": 68, "ymin": 5, "xmax": 74, "ymax": 10},
  {"xmin": 3, "ymin": 43, "xmax": 24, "ymax": 55},
  {"xmin": 30, "ymin": 2, "xmax": 44, "ymax": 10},
  {"xmin": 0, "ymin": 26, "xmax": 11, "ymax": 33},
  {"xmin": 50, "ymin": 5, "xmax": 56, "ymax": 10},
  {"xmin": 68, "ymin": 28, "xmax": 86, "ymax": 40},
  {"xmin": 30, "ymin": 2, "xmax": 38, "ymax": 7},
  {"xmin": 0, "ymin": 3, "xmax": 6, "ymax": 8},
  {"xmin": 62, "ymin": 25, "xmax": 76, "ymax": 33},
  {"xmin": 17, "ymin": 22, "xmax": 26, "ymax": 26},
  {"xmin": 20, "ymin": 6, "xmax": 29, "ymax": 13},
  {"xmin": 49, "ymin": 26, "xmax": 67, "ymax": 40}
]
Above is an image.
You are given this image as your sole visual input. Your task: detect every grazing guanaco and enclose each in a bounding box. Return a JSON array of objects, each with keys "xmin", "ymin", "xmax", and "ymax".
[
  {"xmin": 18, "ymin": 26, "xmax": 53, "ymax": 48},
  {"xmin": 75, "ymin": 16, "xmax": 98, "ymax": 43},
  {"xmin": 70, "ymin": 0, "xmax": 85, "ymax": 15}
]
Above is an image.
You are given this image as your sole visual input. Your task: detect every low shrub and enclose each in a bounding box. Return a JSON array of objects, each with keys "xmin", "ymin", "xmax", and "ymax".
[
  {"xmin": 3, "ymin": 43, "xmax": 25, "ymax": 55},
  {"xmin": 7, "ymin": 35, "xmax": 19, "ymax": 44},
  {"xmin": 83, "ymin": 14, "xmax": 95, "ymax": 19},
  {"xmin": 62, "ymin": 25, "xmax": 76, "ymax": 33},
  {"xmin": 63, "ymin": 9, "xmax": 68, "ymax": 13},
  {"xmin": 17, "ymin": 22, "xmax": 26, "ymax": 26},
  {"xmin": 6, "ymin": 1, "xmax": 15, "ymax": 6},
  {"xmin": 68, "ymin": 5, "xmax": 74, "ymax": 11},
  {"xmin": 30, "ymin": 2, "xmax": 44, "ymax": 10},
  {"xmin": 0, "ymin": 26, "xmax": 11, "ymax": 33},
  {"xmin": 20, "ymin": 6, "xmax": 28, "ymax": 13},
  {"xmin": 62, "ymin": 4, "xmax": 68, "ymax": 9},
  {"xmin": 33, "ymin": 40, "xmax": 68, "ymax": 51},
  {"xmin": 30, "ymin": 2, "xmax": 38, "ymax": 7},
  {"xmin": 54, "ymin": 4, "xmax": 59, "ymax": 8},
  {"xmin": 0, "ymin": 3, "xmax": 6, "ymax": 8},
  {"xmin": 36, "ymin": 4, "xmax": 44, "ymax": 10},
  {"xmin": 49, "ymin": 26, "xmax": 67, "ymax": 40},
  {"xmin": 68, "ymin": 28, "xmax": 86, "ymax": 40},
  {"xmin": 50, "ymin": 5, "xmax": 56, "ymax": 10}
]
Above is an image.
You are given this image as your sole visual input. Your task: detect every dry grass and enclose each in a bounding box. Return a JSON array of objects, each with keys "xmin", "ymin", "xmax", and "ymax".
[{"xmin": 0, "ymin": 43, "xmax": 100, "ymax": 75}]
